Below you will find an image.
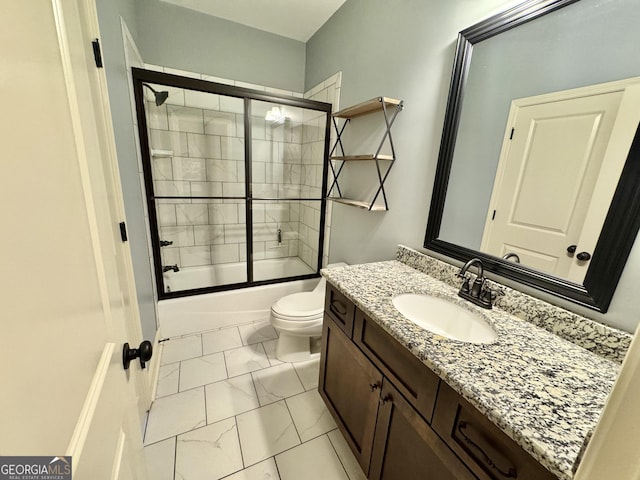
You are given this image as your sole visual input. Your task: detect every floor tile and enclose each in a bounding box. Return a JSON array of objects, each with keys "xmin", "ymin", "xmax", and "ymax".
[
  {"xmin": 179, "ymin": 352, "xmax": 227, "ymax": 391},
  {"xmin": 156, "ymin": 363, "xmax": 180, "ymax": 398},
  {"xmin": 205, "ymin": 374, "xmax": 260, "ymax": 424},
  {"xmin": 221, "ymin": 458, "xmax": 280, "ymax": 480},
  {"xmin": 144, "ymin": 437, "xmax": 175, "ymax": 480},
  {"xmin": 239, "ymin": 321, "xmax": 278, "ymax": 345},
  {"xmin": 327, "ymin": 429, "xmax": 367, "ymax": 480},
  {"xmin": 252, "ymin": 363, "xmax": 305, "ymax": 406},
  {"xmin": 262, "ymin": 339, "xmax": 284, "ymax": 366},
  {"xmin": 292, "ymin": 357, "xmax": 320, "ymax": 391},
  {"xmin": 224, "ymin": 343, "xmax": 271, "ymax": 377},
  {"xmin": 203, "ymin": 327, "xmax": 243, "ymax": 355},
  {"xmin": 161, "ymin": 335, "xmax": 203, "ymax": 365},
  {"xmin": 175, "ymin": 418, "xmax": 243, "ymax": 480},
  {"xmin": 145, "ymin": 387, "xmax": 206, "ymax": 445},
  {"xmin": 275, "ymin": 435, "xmax": 348, "ymax": 480},
  {"xmin": 286, "ymin": 390, "xmax": 336, "ymax": 442},
  {"xmin": 236, "ymin": 401, "xmax": 300, "ymax": 466}
]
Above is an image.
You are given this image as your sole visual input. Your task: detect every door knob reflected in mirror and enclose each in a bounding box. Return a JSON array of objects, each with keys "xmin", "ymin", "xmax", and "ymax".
[
  {"xmin": 576, "ymin": 252, "xmax": 592, "ymax": 261},
  {"xmin": 123, "ymin": 340, "xmax": 153, "ymax": 370}
]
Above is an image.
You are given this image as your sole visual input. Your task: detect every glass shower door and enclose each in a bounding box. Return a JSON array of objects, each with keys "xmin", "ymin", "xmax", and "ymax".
[
  {"xmin": 249, "ymin": 99, "xmax": 328, "ymax": 282},
  {"xmin": 142, "ymin": 82, "xmax": 248, "ymax": 294},
  {"xmin": 135, "ymin": 69, "xmax": 331, "ymax": 297}
]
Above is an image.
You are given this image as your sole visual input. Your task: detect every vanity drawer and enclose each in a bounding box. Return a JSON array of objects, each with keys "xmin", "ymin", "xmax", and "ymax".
[
  {"xmin": 432, "ymin": 382, "xmax": 557, "ymax": 480},
  {"xmin": 353, "ymin": 309, "xmax": 440, "ymax": 423},
  {"xmin": 325, "ymin": 283, "xmax": 355, "ymax": 337}
]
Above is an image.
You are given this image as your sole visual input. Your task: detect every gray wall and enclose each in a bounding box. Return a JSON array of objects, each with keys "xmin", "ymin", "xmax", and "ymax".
[
  {"xmin": 441, "ymin": 0, "xmax": 640, "ymax": 248},
  {"xmin": 135, "ymin": 0, "xmax": 306, "ymax": 92},
  {"xmin": 306, "ymin": 0, "xmax": 640, "ymax": 333},
  {"xmin": 96, "ymin": 0, "xmax": 157, "ymax": 342},
  {"xmin": 306, "ymin": 0, "xmax": 515, "ymax": 262}
]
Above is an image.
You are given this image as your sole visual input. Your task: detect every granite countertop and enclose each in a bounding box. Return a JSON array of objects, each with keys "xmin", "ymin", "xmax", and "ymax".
[{"xmin": 322, "ymin": 260, "xmax": 620, "ymax": 480}]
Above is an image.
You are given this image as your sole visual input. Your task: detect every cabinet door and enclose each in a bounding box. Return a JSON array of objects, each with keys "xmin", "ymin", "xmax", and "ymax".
[
  {"xmin": 432, "ymin": 382, "xmax": 557, "ymax": 480},
  {"xmin": 370, "ymin": 380, "xmax": 477, "ymax": 480},
  {"xmin": 319, "ymin": 315, "xmax": 383, "ymax": 475}
]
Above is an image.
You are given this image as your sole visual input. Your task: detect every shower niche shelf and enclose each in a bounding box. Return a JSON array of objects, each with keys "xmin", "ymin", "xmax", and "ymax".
[{"xmin": 327, "ymin": 96, "xmax": 403, "ymax": 211}]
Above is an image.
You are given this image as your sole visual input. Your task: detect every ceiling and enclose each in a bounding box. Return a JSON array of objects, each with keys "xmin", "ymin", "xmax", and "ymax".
[{"xmin": 159, "ymin": 0, "xmax": 348, "ymax": 42}]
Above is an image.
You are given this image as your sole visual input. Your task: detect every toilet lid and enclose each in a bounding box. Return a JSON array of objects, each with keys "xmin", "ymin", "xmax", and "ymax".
[{"xmin": 272, "ymin": 292, "xmax": 324, "ymax": 317}]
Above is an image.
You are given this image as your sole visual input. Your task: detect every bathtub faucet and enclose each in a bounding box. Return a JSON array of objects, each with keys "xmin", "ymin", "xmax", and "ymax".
[{"xmin": 163, "ymin": 264, "xmax": 179, "ymax": 273}]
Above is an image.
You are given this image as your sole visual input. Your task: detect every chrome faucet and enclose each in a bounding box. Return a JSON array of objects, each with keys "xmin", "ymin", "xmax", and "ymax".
[
  {"xmin": 457, "ymin": 258, "xmax": 494, "ymax": 309},
  {"xmin": 163, "ymin": 264, "xmax": 179, "ymax": 273}
]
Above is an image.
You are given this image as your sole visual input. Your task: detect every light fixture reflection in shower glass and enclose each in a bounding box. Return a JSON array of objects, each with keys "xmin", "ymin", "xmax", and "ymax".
[{"xmin": 265, "ymin": 106, "xmax": 286, "ymax": 124}]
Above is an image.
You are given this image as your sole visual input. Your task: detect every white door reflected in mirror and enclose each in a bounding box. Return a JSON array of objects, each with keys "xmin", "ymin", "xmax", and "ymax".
[{"xmin": 479, "ymin": 79, "xmax": 640, "ymax": 283}]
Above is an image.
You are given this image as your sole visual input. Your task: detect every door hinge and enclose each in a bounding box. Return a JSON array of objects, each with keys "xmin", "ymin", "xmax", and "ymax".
[
  {"xmin": 509, "ymin": 127, "xmax": 515, "ymax": 140},
  {"xmin": 92, "ymin": 39, "xmax": 103, "ymax": 68},
  {"xmin": 119, "ymin": 221, "xmax": 128, "ymax": 242},
  {"xmin": 492, "ymin": 210, "xmax": 496, "ymax": 220}
]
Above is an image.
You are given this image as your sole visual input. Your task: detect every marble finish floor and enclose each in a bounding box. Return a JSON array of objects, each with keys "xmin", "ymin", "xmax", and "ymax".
[{"xmin": 144, "ymin": 321, "xmax": 366, "ymax": 480}]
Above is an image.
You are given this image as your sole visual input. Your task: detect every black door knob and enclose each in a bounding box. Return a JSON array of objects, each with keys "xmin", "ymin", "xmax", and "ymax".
[
  {"xmin": 576, "ymin": 252, "xmax": 592, "ymax": 261},
  {"xmin": 123, "ymin": 340, "xmax": 153, "ymax": 370},
  {"xmin": 567, "ymin": 245, "xmax": 577, "ymax": 254}
]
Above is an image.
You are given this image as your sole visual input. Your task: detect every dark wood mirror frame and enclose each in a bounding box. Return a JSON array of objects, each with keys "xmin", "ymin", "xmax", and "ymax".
[{"xmin": 424, "ymin": 0, "xmax": 640, "ymax": 313}]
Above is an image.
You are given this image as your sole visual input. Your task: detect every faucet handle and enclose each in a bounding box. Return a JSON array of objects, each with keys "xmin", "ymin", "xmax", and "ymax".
[
  {"xmin": 481, "ymin": 288, "xmax": 493, "ymax": 302},
  {"xmin": 460, "ymin": 276, "xmax": 471, "ymax": 293}
]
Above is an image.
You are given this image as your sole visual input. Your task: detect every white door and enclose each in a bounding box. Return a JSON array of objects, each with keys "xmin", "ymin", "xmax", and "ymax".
[
  {"xmin": 0, "ymin": 1, "xmax": 148, "ymax": 478},
  {"xmin": 481, "ymin": 81, "xmax": 640, "ymax": 281}
]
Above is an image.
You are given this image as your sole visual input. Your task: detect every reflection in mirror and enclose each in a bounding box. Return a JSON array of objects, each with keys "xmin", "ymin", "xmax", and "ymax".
[
  {"xmin": 449, "ymin": 79, "xmax": 640, "ymax": 284},
  {"xmin": 425, "ymin": 0, "xmax": 640, "ymax": 312}
]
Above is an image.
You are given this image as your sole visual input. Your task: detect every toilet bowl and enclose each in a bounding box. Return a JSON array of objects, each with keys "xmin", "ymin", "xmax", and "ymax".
[{"xmin": 270, "ymin": 263, "xmax": 347, "ymax": 362}]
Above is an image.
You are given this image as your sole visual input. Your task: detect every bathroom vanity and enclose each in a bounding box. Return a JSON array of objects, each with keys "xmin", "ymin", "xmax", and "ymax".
[{"xmin": 318, "ymin": 248, "xmax": 627, "ymax": 480}]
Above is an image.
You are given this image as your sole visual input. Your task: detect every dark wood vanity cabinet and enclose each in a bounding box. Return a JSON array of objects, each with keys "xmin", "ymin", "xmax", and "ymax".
[{"xmin": 319, "ymin": 283, "xmax": 559, "ymax": 480}]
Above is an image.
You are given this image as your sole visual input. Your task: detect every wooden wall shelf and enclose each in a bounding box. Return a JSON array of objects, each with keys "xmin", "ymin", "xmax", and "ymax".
[{"xmin": 327, "ymin": 96, "xmax": 403, "ymax": 211}]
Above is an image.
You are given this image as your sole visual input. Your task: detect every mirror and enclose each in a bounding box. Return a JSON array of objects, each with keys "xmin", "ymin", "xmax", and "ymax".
[{"xmin": 424, "ymin": 0, "xmax": 640, "ymax": 313}]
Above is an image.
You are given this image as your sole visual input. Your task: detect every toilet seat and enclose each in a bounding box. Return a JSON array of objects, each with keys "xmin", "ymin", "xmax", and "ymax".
[{"xmin": 271, "ymin": 292, "xmax": 324, "ymax": 318}]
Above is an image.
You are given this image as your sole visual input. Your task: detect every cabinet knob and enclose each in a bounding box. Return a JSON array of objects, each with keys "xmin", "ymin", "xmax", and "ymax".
[
  {"xmin": 576, "ymin": 251, "xmax": 591, "ymax": 261},
  {"xmin": 380, "ymin": 394, "xmax": 392, "ymax": 405},
  {"xmin": 369, "ymin": 382, "xmax": 381, "ymax": 392}
]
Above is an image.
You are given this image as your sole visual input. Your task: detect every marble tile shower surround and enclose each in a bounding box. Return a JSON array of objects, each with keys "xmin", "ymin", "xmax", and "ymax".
[
  {"xmin": 142, "ymin": 64, "xmax": 343, "ymax": 274},
  {"xmin": 149, "ymin": 97, "xmax": 319, "ymax": 269},
  {"xmin": 396, "ymin": 244, "xmax": 632, "ymax": 363}
]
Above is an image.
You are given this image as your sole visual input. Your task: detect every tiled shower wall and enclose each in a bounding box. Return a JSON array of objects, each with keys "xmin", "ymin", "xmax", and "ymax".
[
  {"xmin": 302, "ymin": 73, "xmax": 342, "ymax": 269},
  {"xmin": 141, "ymin": 66, "xmax": 341, "ymax": 272}
]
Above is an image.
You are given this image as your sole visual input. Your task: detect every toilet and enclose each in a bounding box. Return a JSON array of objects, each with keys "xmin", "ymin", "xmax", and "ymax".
[{"xmin": 270, "ymin": 263, "xmax": 347, "ymax": 362}]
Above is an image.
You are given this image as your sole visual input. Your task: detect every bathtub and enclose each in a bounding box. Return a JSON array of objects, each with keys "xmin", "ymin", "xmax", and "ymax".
[{"xmin": 159, "ymin": 257, "xmax": 318, "ymax": 337}]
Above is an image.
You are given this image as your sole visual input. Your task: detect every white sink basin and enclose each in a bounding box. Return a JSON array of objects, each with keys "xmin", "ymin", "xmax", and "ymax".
[{"xmin": 392, "ymin": 293, "xmax": 497, "ymax": 344}]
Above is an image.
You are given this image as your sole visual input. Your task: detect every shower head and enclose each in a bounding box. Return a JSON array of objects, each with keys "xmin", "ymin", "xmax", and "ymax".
[{"xmin": 142, "ymin": 83, "xmax": 169, "ymax": 106}]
